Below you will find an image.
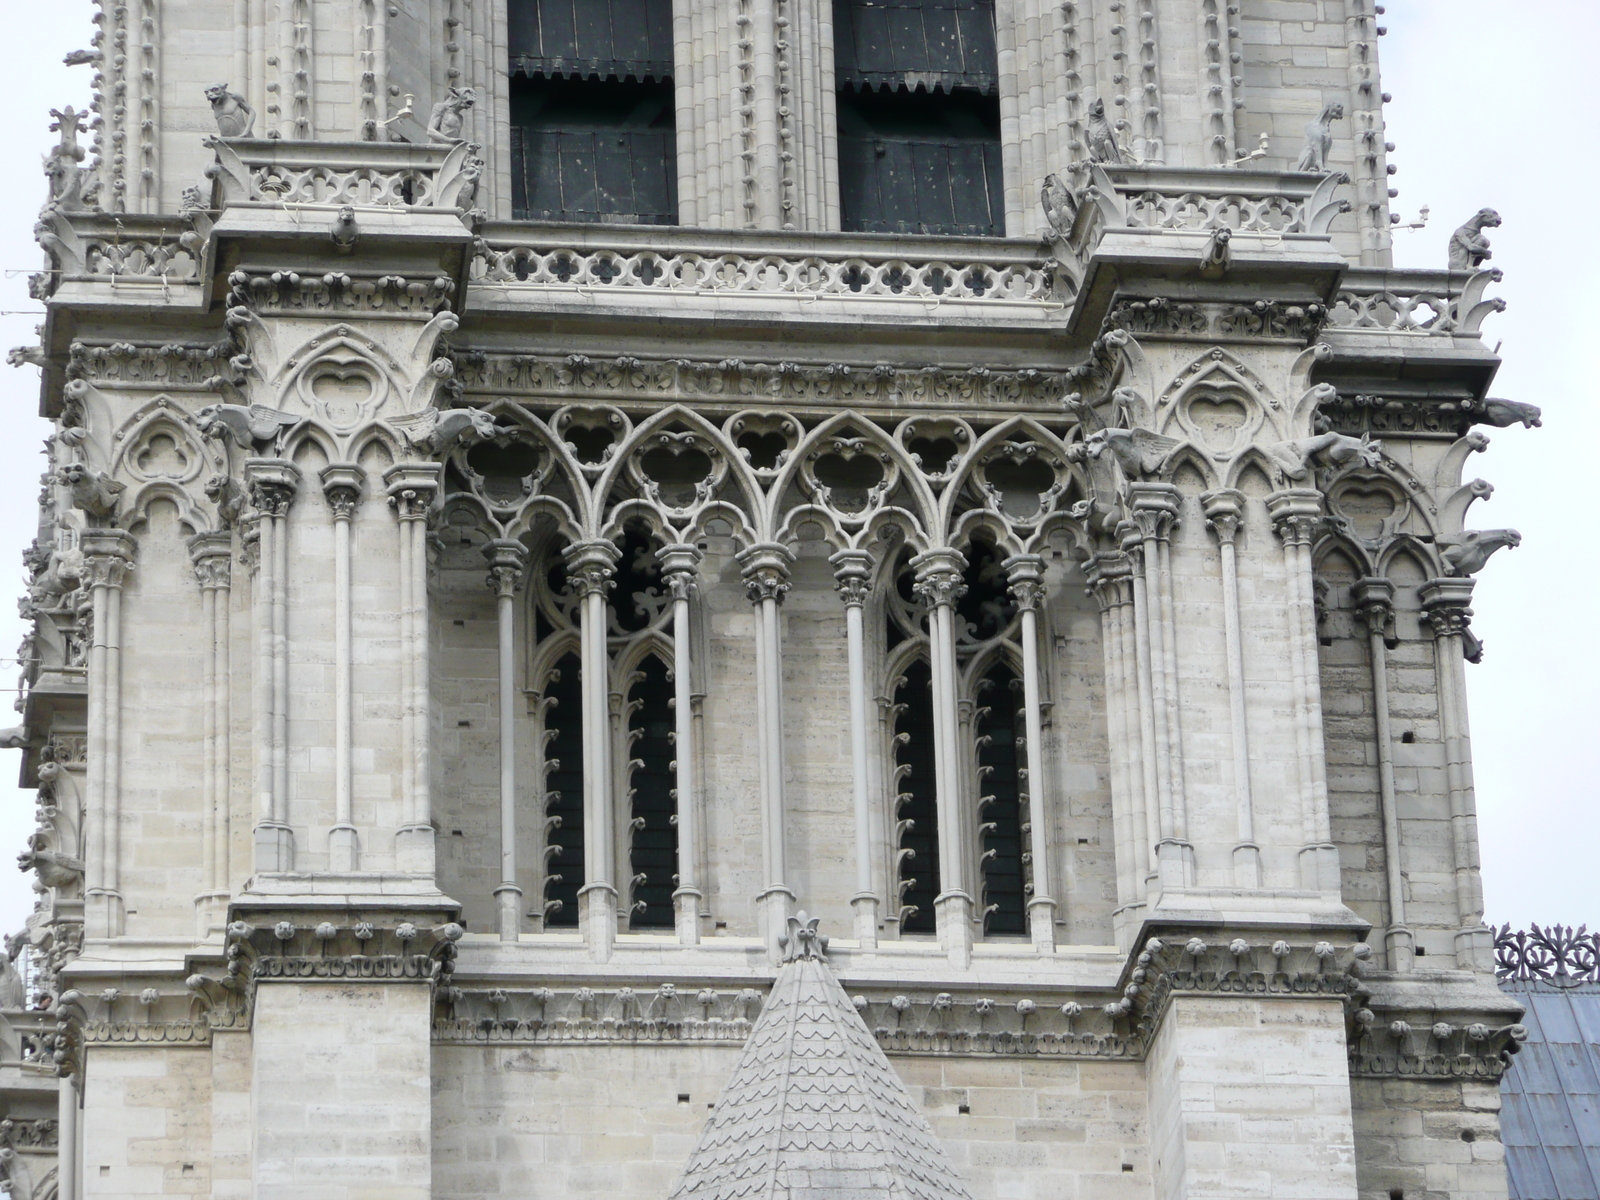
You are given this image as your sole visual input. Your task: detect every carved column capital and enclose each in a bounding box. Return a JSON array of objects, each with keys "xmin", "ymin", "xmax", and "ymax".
[
  {"xmin": 1351, "ymin": 577, "xmax": 1395, "ymax": 631},
  {"xmin": 1084, "ymin": 550, "xmax": 1134, "ymax": 612},
  {"xmin": 563, "ymin": 539, "xmax": 620, "ymax": 600},
  {"xmin": 1126, "ymin": 482, "xmax": 1182, "ymax": 542},
  {"xmin": 1420, "ymin": 577, "xmax": 1476, "ymax": 639},
  {"xmin": 383, "ymin": 463, "xmax": 442, "ymax": 521},
  {"xmin": 659, "ymin": 543, "xmax": 703, "ymax": 602},
  {"xmin": 79, "ymin": 529, "xmax": 136, "ymax": 590},
  {"xmin": 1266, "ymin": 488, "xmax": 1324, "ymax": 546},
  {"xmin": 909, "ymin": 548, "xmax": 967, "ymax": 610},
  {"xmin": 1200, "ymin": 488, "xmax": 1245, "ymax": 545},
  {"xmin": 187, "ymin": 532, "xmax": 233, "ymax": 591},
  {"xmin": 243, "ymin": 458, "xmax": 302, "ymax": 518},
  {"xmin": 1003, "ymin": 553, "xmax": 1047, "ymax": 612},
  {"xmin": 319, "ymin": 462, "xmax": 364, "ymax": 521},
  {"xmin": 483, "ymin": 538, "xmax": 528, "ymax": 598},
  {"xmin": 828, "ymin": 549, "xmax": 874, "ymax": 608},
  {"xmin": 738, "ymin": 543, "xmax": 794, "ymax": 606}
]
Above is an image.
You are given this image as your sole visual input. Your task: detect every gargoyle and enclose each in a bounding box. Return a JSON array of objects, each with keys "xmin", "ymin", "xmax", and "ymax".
[
  {"xmin": 1199, "ymin": 227, "xmax": 1232, "ymax": 279},
  {"xmin": 205, "ymin": 475, "xmax": 245, "ymax": 526},
  {"xmin": 1295, "ymin": 103, "xmax": 1344, "ymax": 173},
  {"xmin": 1085, "ymin": 99, "xmax": 1124, "ymax": 165},
  {"xmin": 0, "ymin": 727, "xmax": 28, "ymax": 750},
  {"xmin": 427, "ymin": 86, "xmax": 476, "ymax": 144},
  {"xmin": 408, "ymin": 407, "xmax": 499, "ymax": 456},
  {"xmin": 56, "ymin": 463, "xmax": 123, "ymax": 522},
  {"xmin": 1262, "ymin": 431, "xmax": 1382, "ymax": 482},
  {"xmin": 1438, "ymin": 528, "xmax": 1521, "ymax": 577},
  {"xmin": 330, "ymin": 206, "xmax": 358, "ymax": 251},
  {"xmin": 204, "ymin": 83, "xmax": 256, "ymax": 138},
  {"xmin": 17, "ymin": 833, "xmax": 83, "ymax": 890},
  {"xmin": 1448, "ymin": 208, "xmax": 1500, "ymax": 271},
  {"xmin": 6, "ymin": 346, "xmax": 45, "ymax": 370},
  {"xmin": 1479, "ymin": 398, "xmax": 1541, "ymax": 429},
  {"xmin": 42, "ymin": 106, "xmax": 93, "ymax": 215},
  {"xmin": 1040, "ymin": 173, "xmax": 1078, "ymax": 240},
  {"xmin": 1083, "ymin": 427, "xmax": 1180, "ymax": 479},
  {"xmin": 195, "ymin": 403, "xmax": 300, "ymax": 450}
]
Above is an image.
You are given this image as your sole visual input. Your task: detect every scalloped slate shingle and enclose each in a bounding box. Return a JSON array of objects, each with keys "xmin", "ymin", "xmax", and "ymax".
[{"xmin": 668, "ymin": 955, "xmax": 974, "ymax": 1200}]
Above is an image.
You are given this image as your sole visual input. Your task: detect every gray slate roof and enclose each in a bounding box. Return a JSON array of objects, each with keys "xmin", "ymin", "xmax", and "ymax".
[
  {"xmin": 668, "ymin": 950, "xmax": 974, "ymax": 1200},
  {"xmin": 1500, "ymin": 981, "xmax": 1600, "ymax": 1199}
]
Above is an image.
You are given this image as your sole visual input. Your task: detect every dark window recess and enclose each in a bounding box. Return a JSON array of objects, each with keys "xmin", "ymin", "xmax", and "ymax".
[
  {"xmin": 508, "ymin": 0, "xmax": 673, "ymax": 81},
  {"xmin": 892, "ymin": 659, "xmax": 940, "ymax": 934},
  {"xmin": 511, "ymin": 76, "xmax": 677, "ymax": 225},
  {"xmin": 542, "ymin": 650, "xmax": 584, "ymax": 928},
  {"xmin": 975, "ymin": 664, "xmax": 1027, "ymax": 936},
  {"xmin": 833, "ymin": 0, "xmax": 997, "ymax": 94},
  {"xmin": 627, "ymin": 655, "xmax": 678, "ymax": 929}
]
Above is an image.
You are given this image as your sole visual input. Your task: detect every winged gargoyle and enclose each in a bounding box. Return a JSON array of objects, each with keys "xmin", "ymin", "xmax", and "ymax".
[
  {"xmin": 1082, "ymin": 427, "xmax": 1181, "ymax": 479},
  {"xmin": 56, "ymin": 463, "xmax": 124, "ymax": 523},
  {"xmin": 404, "ymin": 407, "xmax": 499, "ymax": 456},
  {"xmin": 195, "ymin": 403, "xmax": 300, "ymax": 451},
  {"xmin": 1261, "ymin": 430, "xmax": 1382, "ymax": 484}
]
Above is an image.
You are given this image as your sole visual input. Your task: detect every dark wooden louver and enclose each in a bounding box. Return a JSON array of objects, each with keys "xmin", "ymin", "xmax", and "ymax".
[
  {"xmin": 833, "ymin": 0, "xmax": 998, "ymax": 95},
  {"xmin": 838, "ymin": 134, "xmax": 1002, "ymax": 237},
  {"xmin": 511, "ymin": 125, "xmax": 677, "ymax": 226},
  {"xmin": 508, "ymin": 0, "xmax": 674, "ymax": 81}
]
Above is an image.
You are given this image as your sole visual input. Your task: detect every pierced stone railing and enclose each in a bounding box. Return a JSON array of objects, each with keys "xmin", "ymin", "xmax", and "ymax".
[
  {"xmin": 470, "ymin": 223, "xmax": 1058, "ymax": 306},
  {"xmin": 31, "ymin": 211, "xmax": 204, "ymax": 298},
  {"xmin": 1329, "ymin": 267, "xmax": 1506, "ymax": 336},
  {"xmin": 205, "ymin": 138, "xmax": 483, "ymax": 210},
  {"xmin": 1070, "ymin": 164, "xmax": 1351, "ymax": 239}
]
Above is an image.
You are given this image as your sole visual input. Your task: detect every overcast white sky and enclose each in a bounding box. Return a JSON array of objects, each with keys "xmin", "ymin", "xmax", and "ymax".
[{"xmin": 0, "ymin": 2, "xmax": 1591, "ymax": 937}]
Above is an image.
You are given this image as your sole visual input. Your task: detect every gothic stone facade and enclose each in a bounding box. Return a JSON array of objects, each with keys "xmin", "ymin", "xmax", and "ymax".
[{"xmin": 1, "ymin": 0, "xmax": 1535, "ymax": 1197}]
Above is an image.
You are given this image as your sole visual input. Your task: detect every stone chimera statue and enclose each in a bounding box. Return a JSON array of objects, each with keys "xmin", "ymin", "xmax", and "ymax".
[
  {"xmin": 205, "ymin": 83, "xmax": 257, "ymax": 138},
  {"xmin": 427, "ymin": 87, "xmax": 476, "ymax": 144},
  {"xmin": 1448, "ymin": 208, "xmax": 1501, "ymax": 271}
]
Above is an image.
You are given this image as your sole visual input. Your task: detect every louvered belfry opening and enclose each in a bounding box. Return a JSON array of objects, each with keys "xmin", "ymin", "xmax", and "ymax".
[
  {"xmin": 833, "ymin": 0, "xmax": 1004, "ymax": 237},
  {"xmin": 508, "ymin": 0, "xmax": 678, "ymax": 224}
]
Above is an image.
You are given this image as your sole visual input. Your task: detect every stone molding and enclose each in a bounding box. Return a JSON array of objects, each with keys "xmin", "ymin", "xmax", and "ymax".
[{"xmin": 1107, "ymin": 297, "xmax": 1329, "ymax": 344}]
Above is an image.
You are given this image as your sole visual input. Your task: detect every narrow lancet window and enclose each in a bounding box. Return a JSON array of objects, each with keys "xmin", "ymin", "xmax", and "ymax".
[
  {"xmin": 974, "ymin": 663, "xmax": 1027, "ymax": 935},
  {"xmin": 540, "ymin": 650, "xmax": 585, "ymax": 927},
  {"xmin": 891, "ymin": 659, "xmax": 939, "ymax": 934},
  {"xmin": 508, "ymin": 0, "xmax": 678, "ymax": 224},
  {"xmin": 626, "ymin": 655, "xmax": 678, "ymax": 929},
  {"xmin": 833, "ymin": 0, "xmax": 1003, "ymax": 236}
]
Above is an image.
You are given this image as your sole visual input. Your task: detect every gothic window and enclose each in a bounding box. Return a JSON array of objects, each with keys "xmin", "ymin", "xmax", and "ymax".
[
  {"xmin": 625, "ymin": 655, "xmax": 678, "ymax": 929},
  {"xmin": 974, "ymin": 663, "xmax": 1026, "ymax": 935},
  {"xmin": 891, "ymin": 659, "xmax": 939, "ymax": 934},
  {"xmin": 833, "ymin": 0, "xmax": 1003, "ymax": 236},
  {"xmin": 508, "ymin": 0, "xmax": 678, "ymax": 224},
  {"xmin": 540, "ymin": 650, "xmax": 585, "ymax": 928}
]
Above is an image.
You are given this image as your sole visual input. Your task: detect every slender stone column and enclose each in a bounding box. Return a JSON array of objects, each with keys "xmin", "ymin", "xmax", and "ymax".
[
  {"xmin": 1126, "ymin": 484, "xmax": 1192, "ymax": 889},
  {"xmin": 1003, "ymin": 554, "xmax": 1057, "ymax": 952},
  {"xmin": 321, "ymin": 464, "xmax": 363, "ymax": 873},
  {"xmin": 1202, "ymin": 489, "xmax": 1262, "ymax": 887},
  {"xmin": 739, "ymin": 543, "xmax": 795, "ymax": 962},
  {"xmin": 830, "ymin": 549, "xmax": 878, "ymax": 949},
  {"xmin": 80, "ymin": 529, "xmax": 134, "ymax": 940},
  {"xmin": 660, "ymin": 543, "xmax": 704, "ymax": 945},
  {"xmin": 1087, "ymin": 549, "xmax": 1147, "ymax": 931},
  {"xmin": 565, "ymin": 539, "xmax": 620, "ymax": 962},
  {"xmin": 1420, "ymin": 577, "xmax": 1491, "ymax": 970},
  {"xmin": 911, "ymin": 548, "xmax": 974, "ymax": 968},
  {"xmin": 58, "ymin": 1072, "xmax": 78, "ymax": 1200},
  {"xmin": 1268, "ymin": 489, "xmax": 1340, "ymax": 891},
  {"xmin": 385, "ymin": 464, "xmax": 442, "ymax": 875},
  {"xmin": 244, "ymin": 460, "xmax": 299, "ymax": 872},
  {"xmin": 485, "ymin": 539, "xmax": 528, "ymax": 941},
  {"xmin": 188, "ymin": 533, "xmax": 233, "ymax": 936},
  {"xmin": 1352, "ymin": 577, "xmax": 1414, "ymax": 972}
]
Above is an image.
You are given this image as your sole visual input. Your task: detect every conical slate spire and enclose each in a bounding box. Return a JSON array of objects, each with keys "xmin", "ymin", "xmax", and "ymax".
[{"xmin": 668, "ymin": 914, "xmax": 974, "ymax": 1200}]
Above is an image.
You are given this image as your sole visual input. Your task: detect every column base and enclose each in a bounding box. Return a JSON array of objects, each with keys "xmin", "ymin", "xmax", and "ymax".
[
  {"xmin": 1232, "ymin": 842, "xmax": 1263, "ymax": 889},
  {"xmin": 1455, "ymin": 924, "xmax": 1494, "ymax": 972},
  {"xmin": 1027, "ymin": 896, "xmax": 1057, "ymax": 953},
  {"xmin": 1298, "ymin": 842, "xmax": 1342, "ymax": 892},
  {"xmin": 495, "ymin": 884, "xmax": 523, "ymax": 942},
  {"xmin": 328, "ymin": 825, "xmax": 360, "ymax": 873},
  {"xmin": 193, "ymin": 890, "xmax": 231, "ymax": 941},
  {"xmin": 758, "ymin": 887, "xmax": 795, "ymax": 964},
  {"xmin": 253, "ymin": 822, "xmax": 295, "ymax": 873},
  {"xmin": 1385, "ymin": 924, "xmax": 1416, "ymax": 974},
  {"xmin": 672, "ymin": 887, "xmax": 703, "ymax": 946},
  {"xmin": 851, "ymin": 893, "xmax": 880, "ymax": 952},
  {"xmin": 394, "ymin": 824, "xmax": 436, "ymax": 875},
  {"xmin": 579, "ymin": 884, "xmax": 617, "ymax": 963},
  {"xmin": 84, "ymin": 888, "xmax": 125, "ymax": 940},
  {"xmin": 934, "ymin": 891, "xmax": 974, "ymax": 969},
  {"xmin": 1155, "ymin": 839, "xmax": 1195, "ymax": 888}
]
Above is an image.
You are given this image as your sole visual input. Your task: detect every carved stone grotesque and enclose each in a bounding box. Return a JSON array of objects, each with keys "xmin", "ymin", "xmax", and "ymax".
[
  {"xmin": 427, "ymin": 87, "xmax": 476, "ymax": 145},
  {"xmin": 1082, "ymin": 427, "xmax": 1179, "ymax": 479},
  {"xmin": 1438, "ymin": 528, "xmax": 1521, "ymax": 576},
  {"xmin": 42, "ymin": 107, "xmax": 93, "ymax": 214},
  {"xmin": 195, "ymin": 402, "xmax": 299, "ymax": 450},
  {"xmin": 1479, "ymin": 398, "xmax": 1542, "ymax": 429},
  {"xmin": 17, "ymin": 832, "xmax": 83, "ymax": 891},
  {"xmin": 1295, "ymin": 103, "xmax": 1345, "ymax": 173},
  {"xmin": 55, "ymin": 464, "xmax": 124, "ymax": 523},
  {"xmin": 1199, "ymin": 227, "xmax": 1232, "ymax": 279},
  {"xmin": 1085, "ymin": 98, "xmax": 1124, "ymax": 165},
  {"xmin": 1263, "ymin": 430, "xmax": 1382, "ymax": 482},
  {"xmin": 205, "ymin": 83, "xmax": 257, "ymax": 138},
  {"xmin": 1449, "ymin": 208, "xmax": 1501, "ymax": 271},
  {"xmin": 410, "ymin": 407, "xmax": 499, "ymax": 456},
  {"xmin": 1040, "ymin": 173, "xmax": 1078, "ymax": 240}
]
